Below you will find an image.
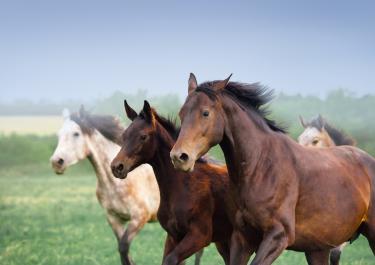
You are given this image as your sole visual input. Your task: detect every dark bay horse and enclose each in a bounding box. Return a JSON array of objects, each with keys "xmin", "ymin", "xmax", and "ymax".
[
  {"xmin": 171, "ymin": 74, "xmax": 375, "ymax": 265},
  {"xmin": 111, "ymin": 100, "xmax": 234, "ymax": 265},
  {"xmin": 298, "ymin": 114, "xmax": 357, "ymax": 265}
]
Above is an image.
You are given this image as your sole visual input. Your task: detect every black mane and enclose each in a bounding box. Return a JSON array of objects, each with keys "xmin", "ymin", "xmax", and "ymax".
[
  {"xmin": 196, "ymin": 81, "xmax": 286, "ymax": 133},
  {"xmin": 70, "ymin": 112, "xmax": 124, "ymax": 145},
  {"xmin": 150, "ymin": 109, "xmax": 180, "ymax": 140},
  {"xmin": 307, "ymin": 116, "xmax": 355, "ymax": 146}
]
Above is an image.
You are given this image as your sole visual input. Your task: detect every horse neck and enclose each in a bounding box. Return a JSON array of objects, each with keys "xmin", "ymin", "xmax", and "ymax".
[
  {"xmin": 219, "ymin": 96, "xmax": 277, "ymax": 182},
  {"xmin": 148, "ymin": 126, "xmax": 179, "ymax": 200},
  {"xmin": 85, "ymin": 131, "xmax": 121, "ymax": 188}
]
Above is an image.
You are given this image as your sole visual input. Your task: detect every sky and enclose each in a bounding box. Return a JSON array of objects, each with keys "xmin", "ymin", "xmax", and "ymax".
[{"xmin": 0, "ymin": 0, "xmax": 374, "ymax": 102}]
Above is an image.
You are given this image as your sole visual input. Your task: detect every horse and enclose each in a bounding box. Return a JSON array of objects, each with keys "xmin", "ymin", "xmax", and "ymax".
[
  {"xmin": 50, "ymin": 107, "xmax": 160, "ymax": 265},
  {"xmin": 298, "ymin": 114, "xmax": 355, "ymax": 148},
  {"xmin": 171, "ymin": 73, "xmax": 375, "ymax": 265},
  {"xmin": 298, "ymin": 114, "xmax": 357, "ymax": 265},
  {"xmin": 111, "ymin": 100, "xmax": 233, "ymax": 265}
]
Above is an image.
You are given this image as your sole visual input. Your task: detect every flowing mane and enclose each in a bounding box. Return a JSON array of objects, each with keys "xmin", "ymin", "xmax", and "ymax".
[
  {"xmin": 307, "ymin": 116, "xmax": 355, "ymax": 146},
  {"xmin": 196, "ymin": 81, "xmax": 286, "ymax": 133},
  {"xmin": 70, "ymin": 111, "xmax": 124, "ymax": 144}
]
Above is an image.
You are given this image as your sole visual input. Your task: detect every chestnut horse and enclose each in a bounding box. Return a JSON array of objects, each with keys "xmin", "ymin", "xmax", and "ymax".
[
  {"xmin": 171, "ymin": 74, "xmax": 375, "ymax": 265},
  {"xmin": 111, "ymin": 100, "xmax": 233, "ymax": 265},
  {"xmin": 298, "ymin": 114, "xmax": 357, "ymax": 265},
  {"xmin": 50, "ymin": 107, "xmax": 160, "ymax": 265}
]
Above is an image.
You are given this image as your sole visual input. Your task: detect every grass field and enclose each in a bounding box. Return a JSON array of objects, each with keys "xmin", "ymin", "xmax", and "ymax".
[{"xmin": 0, "ymin": 171, "xmax": 373, "ymax": 265}]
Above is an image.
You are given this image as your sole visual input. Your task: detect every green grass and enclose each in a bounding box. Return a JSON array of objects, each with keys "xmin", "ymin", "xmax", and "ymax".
[{"xmin": 0, "ymin": 172, "xmax": 373, "ymax": 265}]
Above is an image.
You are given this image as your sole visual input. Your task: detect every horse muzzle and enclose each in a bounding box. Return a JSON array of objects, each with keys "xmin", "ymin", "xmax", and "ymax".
[
  {"xmin": 170, "ymin": 149, "xmax": 195, "ymax": 172},
  {"xmin": 111, "ymin": 161, "xmax": 129, "ymax": 179}
]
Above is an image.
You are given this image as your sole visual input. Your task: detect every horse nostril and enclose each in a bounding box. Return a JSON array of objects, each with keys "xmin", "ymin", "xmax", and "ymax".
[
  {"xmin": 117, "ymin": 164, "xmax": 124, "ymax": 172},
  {"xmin": 57, "ymin": 158, "xmax": 64, "ymax": 165},
  {"xmin": 179, "ymin": 153, "xmax": 189, "ymax": 162}
]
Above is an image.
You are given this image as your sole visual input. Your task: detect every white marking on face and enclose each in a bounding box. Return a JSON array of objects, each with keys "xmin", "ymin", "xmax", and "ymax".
[
  {"xmin": 298, "ymin": 127, "xmax": 325, "ymax": 147},
  {"xmin": 50, "ymin": 118, "xmax": 89, "ymax": 173}
]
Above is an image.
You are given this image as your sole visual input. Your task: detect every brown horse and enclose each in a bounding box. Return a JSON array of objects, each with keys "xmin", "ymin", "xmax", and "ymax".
[
  {"xmin": 298, "ymin": 114, "xmax": 357, "ymax": 265},
  {"xmin": 171, "ymin": 74, "xmax": 375, "ymax": 265},
  {"xmin": 111, "ymin": 100, "xmax": 234, "ymax": 265}
]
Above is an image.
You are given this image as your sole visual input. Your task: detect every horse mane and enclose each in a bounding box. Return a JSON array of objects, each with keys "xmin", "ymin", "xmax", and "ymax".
[
  {"xmin": 196, "ymin": 81, "xmax": 286, "ymax": 133},
  {"xmin": 308, "ymin": 116, "xmax": 355, "ymax": 146},
  {"xmin": 150, "ymin": 109, "xmax": 180, "ymax": 140},
  {"xmin": 70, "ymin": 112, "xmax": 124, "ymax": 145}
]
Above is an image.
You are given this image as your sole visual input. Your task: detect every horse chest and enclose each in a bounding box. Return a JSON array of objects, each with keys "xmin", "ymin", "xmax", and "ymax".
[{"xmin": 158, "ymin": 204, "xmax": 189, "ymax": 239}]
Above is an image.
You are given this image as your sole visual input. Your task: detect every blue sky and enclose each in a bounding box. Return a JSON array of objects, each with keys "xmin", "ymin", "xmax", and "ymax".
[{"xmin": 0, "ymin": 0, "xmax": 374, "ymax": 102}]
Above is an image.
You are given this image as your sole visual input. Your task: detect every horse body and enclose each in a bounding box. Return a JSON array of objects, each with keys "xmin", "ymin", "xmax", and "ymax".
[
  {"xmin": 111, "ymin": 101, "xmax": 234, "ymax": 265},
  {"xmin": 171, "ymin": 74, "xmax": 375, "ymax": 265},
  {"xmin": 223, "ymin": 109, "xmax": 370, "ymax": 250},
  {"xmin": 50, "ymin": 108, "xmax": 159, "ymax": 265},
  {"xmin": 298, "ymin": 115, "xmax": 360, "ymax": 264}
]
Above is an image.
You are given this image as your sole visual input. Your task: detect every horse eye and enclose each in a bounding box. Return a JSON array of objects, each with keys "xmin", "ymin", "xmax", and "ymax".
[
  {"xmin": 312, "ymin": 139, "xmax": 319, "ymax": 145},
  {"xmin": 140, "ymin": 135, "xmax": 147, "ymax": 141},
  {"xmin": 202, "ymin": 110, "xmax": 209, "ymax": 117},
  {"xmin": 73, "ymin": 132, "xmax": 80, "ymax": 137}
]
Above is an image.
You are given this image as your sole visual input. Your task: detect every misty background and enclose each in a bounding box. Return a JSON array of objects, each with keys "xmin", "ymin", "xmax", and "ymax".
[{"xmin": 1, "ymin": 0, "xmax": 374, "ymax": 104}]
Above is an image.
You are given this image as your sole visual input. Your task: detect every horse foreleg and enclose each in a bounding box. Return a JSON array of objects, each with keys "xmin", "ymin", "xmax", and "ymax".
[
  {"xmin": 249, "ymin": 223, "xmax": 290, "ymax": 265},
  {"xmin": 329, "ymin": 243, "xmax": 347, "ymax": 265},
  {"xmin": 162, "ymin": 235, "xmax": 177, "ymax": 264},
  {"xmin": 229, "ymin": 230, "xmax": 254, "ymax": 265},
  {"xmin": 193, "ymin": 249, "xmax": 204, "ymax": 265},
  {"xmin": 106, "ymin": 214, "xmax": 130, "ymax": 264},
  {"xmin": 162, "ymin": 226, "xmax": 211, "ymax": 265},
  {"xmin": 305, "ymin": 249, "xmax": 330, "ymax": 265},
  {"xmin": 119, "ymin": 217, "xmax": 147, "ymax": 265},
  {"xmin": 215, "ymin": 240, "xmax": 230, "ymax": 265}
]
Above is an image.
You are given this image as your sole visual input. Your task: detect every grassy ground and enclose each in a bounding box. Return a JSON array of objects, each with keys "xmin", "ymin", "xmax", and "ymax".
[{"xmin": 0, "ymin": 172, "xmax": 373, "ymax": 265}]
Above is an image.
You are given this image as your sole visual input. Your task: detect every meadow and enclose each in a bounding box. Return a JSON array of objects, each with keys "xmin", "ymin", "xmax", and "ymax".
[
  {"xmin": 0, "ymin": 171, "xmax": 374, "ymax": 265},
  {"xmin": 1, "ymin": 89, "xmax": 375, "ymax": 264}
]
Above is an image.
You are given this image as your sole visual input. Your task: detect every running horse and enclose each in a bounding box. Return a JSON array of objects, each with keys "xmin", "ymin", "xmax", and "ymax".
[
  {"xmin": 298, "ymin": 114, "xmax": 356, "ymax": 265},
  {"xmin": 50, "ymin": 107, "xmax": 160, "ymax": 265},
  {"xmin": 298, "ymin": 114, "xmax": 355, "ymax": 148},
  {"xmin": 171, "ymin": 74, "xmax": 375, "ymax": 265},
  {"xmin": 111, "ymin": 101, "xmax": 233, "ymax": 265}
]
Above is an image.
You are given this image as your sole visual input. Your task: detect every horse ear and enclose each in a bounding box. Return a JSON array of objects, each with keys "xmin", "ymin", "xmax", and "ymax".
[
  {"xmin": 124, "ymin": 100, "xmax": 137, "ymax": 121},
  {"xmin": 79, "ymin": 105, "xmax": 87, "ymax": 118},
  {"xmin": 62, "ymin": 108, "xmax": 70, "ymax": 120},
  {"xmin": 188, "ymin": 73, "xmax": 198, "ymax": 94},
  {"xmin": 213, "ymin": 74, "xmax": 232, "ymax": 91},
  {"xmin": 299, "ymin": 115, "xmax": 306, "ymax": 128},
  {"xmin": 317, "ymin": 114, "xmax": 324, "ymax": 129},
  {"xmin": 142, "ymin": 100, "xmax": 155, "ymax": 126}
]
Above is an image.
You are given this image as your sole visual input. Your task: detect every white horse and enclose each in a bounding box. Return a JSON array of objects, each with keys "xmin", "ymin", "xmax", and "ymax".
[{"xmin": 50, "ymin": 107, "xmax": 160, "ymax": 265}]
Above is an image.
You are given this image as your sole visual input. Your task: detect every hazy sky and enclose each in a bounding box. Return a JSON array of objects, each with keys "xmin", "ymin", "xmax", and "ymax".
[{"xmin": 1, "ymin": 0, "xmax": 374, "ymax": 102}]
